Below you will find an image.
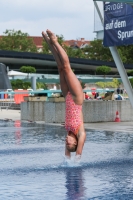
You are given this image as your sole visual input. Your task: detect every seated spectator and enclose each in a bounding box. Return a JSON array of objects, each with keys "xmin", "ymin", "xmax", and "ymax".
[
  {"xmin": 94, "ymin": 92, "xmax": 99, "ymax": 99},
  {"xmin": 85, "ymin": 93, "xmax": 91, "ymax": 100},
  {"xmin": 114, "ymin": 94, "xmax": 124, "ymax": 100}
]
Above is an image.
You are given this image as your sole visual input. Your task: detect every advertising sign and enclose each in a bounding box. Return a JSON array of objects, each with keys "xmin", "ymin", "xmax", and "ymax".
[{"xmin": 103, "ymin": 2, "xmax": 133, "ymax": 47}]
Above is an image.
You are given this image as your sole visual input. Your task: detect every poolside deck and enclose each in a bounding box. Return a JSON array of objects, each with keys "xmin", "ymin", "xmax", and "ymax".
[{"xmin": 0, "ymin": 109, "xmax": 133, "ymax": 133}]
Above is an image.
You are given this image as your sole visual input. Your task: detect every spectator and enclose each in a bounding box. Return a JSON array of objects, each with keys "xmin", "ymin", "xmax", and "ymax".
[
  {"xmin": 85, "ymin": 93, "xmax": 90, "ymax": 100},
  {"xmin": 117, "ymin": 87, "xmax": 120, "ymax": 94},
  {"xmin": 114, "ymin": 94, "xmax": 124, "ymax": 100},
  {"xmin": 94, "ymin": 92, "xmax": 99, "ymax": 99}
]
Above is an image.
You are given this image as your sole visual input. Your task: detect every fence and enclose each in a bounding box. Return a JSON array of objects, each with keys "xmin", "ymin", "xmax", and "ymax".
[{"xmin": 0, "ymin": 88, "xmax": 126, "ymax": 110}]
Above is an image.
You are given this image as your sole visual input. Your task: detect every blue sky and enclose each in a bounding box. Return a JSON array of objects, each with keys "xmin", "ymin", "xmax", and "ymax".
[{"xmin": 0, "ymin": 0, "xmax": 97, "ymax": 40}]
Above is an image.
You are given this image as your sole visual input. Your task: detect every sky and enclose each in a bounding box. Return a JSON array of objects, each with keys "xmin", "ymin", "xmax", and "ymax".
[{"xmin": 0, "ymin": 0, "xmax": 98, "ymax": 41}]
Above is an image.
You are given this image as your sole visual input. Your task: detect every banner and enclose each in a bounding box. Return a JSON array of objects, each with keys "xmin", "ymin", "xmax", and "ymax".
[{"xmin": 103, "ymin": 2, "xmax": 133, "ymax": 47}]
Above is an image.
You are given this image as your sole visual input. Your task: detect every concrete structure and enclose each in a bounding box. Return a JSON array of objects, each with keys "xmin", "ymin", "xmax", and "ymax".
[
  {"xmin": 0, "ymin": 63, "xmax": 12, "ymax": 89},
  {"xmin": 21, "ymin": 100, "xmax": 133, "ymax": 123},
  {"xmin": 0, "ymin": 50, "xmax": 133, "ymax": 75}
]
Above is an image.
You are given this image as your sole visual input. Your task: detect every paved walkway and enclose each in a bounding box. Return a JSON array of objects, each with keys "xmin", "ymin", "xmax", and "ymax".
[
  {"xmin": 84, "ymin": 122, "xmax": 133, "ymax": 133},
  {"xmin": 0, "ymin": 109, "xmax": 133, "ymax": 133},
  {"xmin": 0, "ymin": 109, "xmax": 21, "ymax": 121}
]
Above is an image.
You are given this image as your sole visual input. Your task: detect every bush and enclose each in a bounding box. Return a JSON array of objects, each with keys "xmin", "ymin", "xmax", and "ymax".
[
  {"xmin": 96, "ymin": 65, "xmax": 111, "ymax": 76},
  {"xmin": 96, "ymin": 82, "xmax": 106, "ymax": 88},
  {"xmin": 20, "ymin": 66, "xmax": 36, "ymax": 73},
  {"xmin": 11, "ymin": 79, "xmax": 31, "ymax": 90},
  {"xmin": 11, "ymin": 79, "xmax": 48, "ymax": 90},
  {"xmin": 96, "ymin": 78, "xmax": 120, "ymax": 88},
  {"xmin": 36, "ymin": 82, "xmax": 48, "ymax": 89},
  {"xmin": 127, "ymin": 70, "xmax": 133, "ymax": 76},
  {"xmin": 129, "ymin": 78, "xmax": 133, "ymax": 88}
]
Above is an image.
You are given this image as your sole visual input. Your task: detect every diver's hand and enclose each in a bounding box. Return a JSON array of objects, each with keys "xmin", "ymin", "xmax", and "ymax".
[{"xmin": 74, "ymin": 154, "xmax": 81, "ymax": 163}]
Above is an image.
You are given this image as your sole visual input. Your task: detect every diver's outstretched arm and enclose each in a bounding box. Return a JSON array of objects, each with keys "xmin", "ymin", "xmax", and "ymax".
[{"xmin": 65, "ymin": 145, "xmax": 71, "ymax": 158}]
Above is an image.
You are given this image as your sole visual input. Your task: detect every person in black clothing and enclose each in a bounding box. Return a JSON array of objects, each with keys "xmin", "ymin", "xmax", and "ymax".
[{"xmin": 117, "ymin": 87, "xmax": 120, "ymax": 94}]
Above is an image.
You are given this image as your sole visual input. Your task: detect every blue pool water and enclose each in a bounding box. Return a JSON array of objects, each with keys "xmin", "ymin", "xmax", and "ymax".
[{"xmin": 0, "ymin": 120, "xmax": 133, "ymax": 200}]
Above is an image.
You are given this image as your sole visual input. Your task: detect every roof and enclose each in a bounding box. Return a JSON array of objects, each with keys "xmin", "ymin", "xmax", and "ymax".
[
  {"xmin": 0, "ymin": 35, "xmax": 90, "ymax": 48},
  {"xmin": 29, "ymin": 36, "xmax": 43, "ymax": 47},
  {"xmin": 64, "ymin": 39, "xmax": 90, "ymax": 48}
]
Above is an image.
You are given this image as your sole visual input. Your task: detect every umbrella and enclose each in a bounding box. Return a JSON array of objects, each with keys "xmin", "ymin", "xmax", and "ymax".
[{"xmin": 8, "ymin": 70, "xmax": 28, "ymax": 76}]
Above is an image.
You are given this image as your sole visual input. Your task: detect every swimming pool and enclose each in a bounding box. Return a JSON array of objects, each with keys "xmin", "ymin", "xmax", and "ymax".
[{"xmin": 0, "ymin": 120, "xmax": 133, "ymax": 200}]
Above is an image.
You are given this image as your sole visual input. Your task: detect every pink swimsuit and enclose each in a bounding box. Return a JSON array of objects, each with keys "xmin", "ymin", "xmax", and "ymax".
[{"xmin": 65, "ymin": 92, "xmax": 82, "ymax": 135}]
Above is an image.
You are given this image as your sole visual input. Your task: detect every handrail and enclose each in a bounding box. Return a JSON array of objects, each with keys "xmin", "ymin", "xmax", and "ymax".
[{"xmin": 0, "ymin": 89, "xmax": 115, "ymax": 95}]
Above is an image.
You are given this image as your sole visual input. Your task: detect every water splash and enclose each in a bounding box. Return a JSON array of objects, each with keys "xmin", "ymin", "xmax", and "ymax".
[{"xmin": 62, "ymin": 155, "xmax": 82, "ymax": 167}]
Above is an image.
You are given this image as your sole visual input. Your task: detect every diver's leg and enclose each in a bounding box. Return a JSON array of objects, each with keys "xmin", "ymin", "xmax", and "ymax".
[
  {"xmin": 46, "ymin": 29, "xmax": 83, "ymax": 105},
  {"xmin": 42, "ymin": 31, "xmax": 69, "ymax": 97}
]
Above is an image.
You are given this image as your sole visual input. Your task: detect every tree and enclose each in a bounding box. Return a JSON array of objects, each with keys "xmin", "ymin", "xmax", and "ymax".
[
  {"xmin": 83, "ymin": 39, "xmax": 113, "ymax": 61},
  {"xmin": 96, "ymin": 65, "xmax": 111, "ymax": 77},
  {"xmin": 42, "ymin": 40, "xmax": 50, "ymax": 54},
  {"xmin": 20, "ymin": 66, "xmax": 36, "ymax": 73},
  {"xmin": 118, "ymin": 45, "xmax": 133, "ymax": 64},
  {"xmin": 66, "ymin": 46, "xmax": 86, "ymax": 58},
  {"xmin": 82, "ymin": 39, "xmax": 133, "ymax": 64},
  {"xmin": 20, "ymin": 66, "xmax": 36, "ymax": 79},
  {"xmin": 0, "ymin": 29, "xmax": 37, "ymax": 52}
]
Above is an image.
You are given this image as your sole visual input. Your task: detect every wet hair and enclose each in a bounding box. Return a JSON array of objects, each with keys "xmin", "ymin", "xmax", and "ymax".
[
  {"xmin": 66, "ymin": 144, "xmax": 77, "ymax": 152},
  {"xmin": 66, "ymin": 132, "xmax": 78, "ymax": 152}
]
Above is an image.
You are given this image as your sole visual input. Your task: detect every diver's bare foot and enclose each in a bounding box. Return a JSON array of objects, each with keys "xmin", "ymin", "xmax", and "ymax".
[{"xmin": 46, "ymin": 29, "xmax": 58, "ymax": 44}]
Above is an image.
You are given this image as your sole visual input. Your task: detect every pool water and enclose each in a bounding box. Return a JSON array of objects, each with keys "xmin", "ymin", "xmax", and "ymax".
[{"xmin": 0, "ymin": 120, "xmax": 133, "ymax": 200}]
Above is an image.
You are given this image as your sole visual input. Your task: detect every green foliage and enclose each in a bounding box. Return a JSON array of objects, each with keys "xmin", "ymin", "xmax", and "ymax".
[
  {"xmin": 57, "ymin": 34, "xmax": 64, "ymax": 46},
  {"xmin": 1, "ymin": 29, "xmax": 133, "ymax": 65},
  {"xmin": 117, "ymin": 45, "xmax": 133, "ymax": 64},
  {"xmin": 96, "ymin": 78, "xmax": 120, "ymax": 88},
  {"xmin": 95, "ymin": 82, "xmax": 106, "ymax": 88},
  {"xmin": 11, "ymin": 79, "xmax": 31, "ymax": 90},
  {"xmin": 117, "ymin": 48, "xmax": 127, "ymax": 63},
  {"xmin": 112, "ymin": 78, "xmax": 120, "ymax": 87},
  {"xmin": 0, "ymin": 29, "xmax": 37, "ymax": 52},
  {"xmin": 22, "ymin": 82, "xmax": 32, "ymax": 89},
  {"xmin": 66, "ymin": 46, "xmax": 86, "ymax": 58},
  {"xmin": 42, "ymin": 40, "xmax": 50, "ymax": 54},
  {"xmin": 127, "ymin": 69, "xmax": 133, "ymax": 76},
  {"xmin": 11, "ymin": 79, "xmax": 48, "ymax": 90},
  {"xmin": 96, "ymin": 65, "xmax": 111, "ymax": 77},
  {"xmin": 84, "ymin": 39, "xmax": 113, "ymax": 61},
  {"xmin": 106, "ymin": 81, "xmax": 118, "ymax": 88},
  {"xmin": 20, "ymin": 66, "xmax": 36, "ymax": 73},
  {"xmin": 129, "ymin": 78, "xmax": 133, "ymax": 88},
  {"xmin": 36, "ymin": 82, "xmax": 48, "ymax": 89},
  {"xmin": 83, "ymin": 39, "xmax": 133, "ymax": 64}
]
